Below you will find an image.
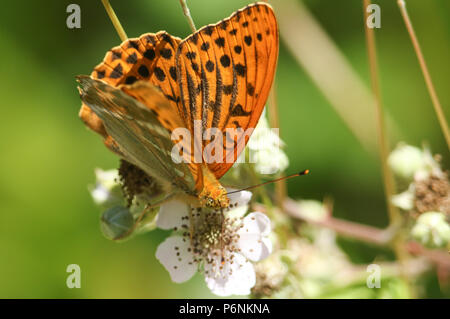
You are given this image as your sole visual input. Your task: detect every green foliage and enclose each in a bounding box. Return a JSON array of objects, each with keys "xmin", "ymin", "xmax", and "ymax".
[{"xmin": 0, "ymin": 0, "xmax": 448, "ymax": 298}]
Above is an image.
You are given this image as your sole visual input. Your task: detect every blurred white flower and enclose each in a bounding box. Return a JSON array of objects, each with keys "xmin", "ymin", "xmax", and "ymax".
[
  {"xmin": 155, "ymin": 189, "xmax": 272, "ymax": 296},
  {"xmin": 89, "ymin": 168, "xmax": 122, "ymax": 206},
  {"xmin": 234, "ymin": 112, "xmax": 289, "ymax": 175},
  {"xmin": 388, "ymin": 143, "xmax": 443, "ymax": 182},
  {"xmin": 411, "ymin": 211, "xmax": 450, "ymax": 248},
  {"xmin": 294, "ymin": 200, "xmax": 328, "ymax": 222}
]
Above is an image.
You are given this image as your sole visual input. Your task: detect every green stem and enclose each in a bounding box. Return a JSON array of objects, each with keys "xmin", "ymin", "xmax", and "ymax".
[
  {"xmin": 397, "ymin": 0, "xmax": 450, "ymax": 150},
  {"xmin": 101, "ymin": 0, "xmax": 128, "ymax": 42},
  {"xmin": 179, "ymin": 0, "xmax": 197, "ymax": 33},
  {"xmin": 363, "ymin": 0, "xmax": 413, "ymax": 297}
]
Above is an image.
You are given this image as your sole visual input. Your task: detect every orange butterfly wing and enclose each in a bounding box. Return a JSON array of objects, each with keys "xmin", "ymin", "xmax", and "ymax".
[
  {"xmin": 79, "ymin": 3, "xmax": 279, "ymax": 204},
  {"xmin": 175, "ymin": 2, "xmax": 279, "ymax": 179},
  {"xmin": 79, "ymin": 31, "xmax": 183, "ymax": 139},
  {"xmin": 79, "ymin": 31, "xmax": 203, "ymax": 189}
]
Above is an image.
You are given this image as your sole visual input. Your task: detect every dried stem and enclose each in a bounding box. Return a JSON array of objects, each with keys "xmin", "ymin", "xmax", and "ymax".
[
  {"xmin": 179, "ymin": 0, "xmax": 197, "ymax": 33},
  {"xmin": 397, "ymin": 0, "xmax": 450, "ymax": 150},
  {"xmin": 363, "ymin": 0, "xmax": 413, "ymax": 295},
  {"xmin": 363, "ymin": 0, "xmax": 400, "ymax": 227},
  {"xmin": 101, "ymin": 0, "xmax": 128, "ymax": 42},
  {"xmin": 267, "ymin": 86, "xmax": 287, "ymax": 206}
]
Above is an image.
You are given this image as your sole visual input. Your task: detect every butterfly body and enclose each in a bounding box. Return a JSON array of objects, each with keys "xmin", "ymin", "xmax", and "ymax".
[{"xmin": 78, "ymin": 2, "xmax": 279, "ymax": 209}]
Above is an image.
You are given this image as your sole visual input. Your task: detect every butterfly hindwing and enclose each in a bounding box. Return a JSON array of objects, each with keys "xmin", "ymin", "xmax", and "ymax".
[
  {"xmin": 77, "ymin": 76, "xmax": 196, "ymax": 196},
  {"xmin": 176, "ymin": 2, "xmax": 279, "ymax": 179}
]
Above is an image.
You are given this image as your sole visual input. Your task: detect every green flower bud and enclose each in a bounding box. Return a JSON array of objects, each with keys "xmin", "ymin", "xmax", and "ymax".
[
  {"xmin": 388, "ymin": 144, "xmax": 425, "ymax": 180},
  {"xmin": 411, "ymin": 211, "xmax": 450, "ymax": 248},
  {"xmin": 100, "ymin": 206, "xmax": 135, "ymax": 241}
]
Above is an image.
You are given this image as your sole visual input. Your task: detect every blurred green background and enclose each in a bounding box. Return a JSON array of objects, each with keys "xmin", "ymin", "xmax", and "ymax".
[{"xmin": 0, "ymin": 0, "xmax": 448, "ymax": 298}]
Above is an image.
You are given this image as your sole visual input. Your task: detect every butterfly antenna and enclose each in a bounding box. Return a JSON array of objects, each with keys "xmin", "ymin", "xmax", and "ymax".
[{"xmin": 227, "ymin": 169, "xmax": 310, "ymax": 195}]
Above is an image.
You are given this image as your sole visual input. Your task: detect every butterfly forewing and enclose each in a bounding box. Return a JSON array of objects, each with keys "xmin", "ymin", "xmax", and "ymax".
[
  {"xmin": 176, "ymin": 2, "xmax": 279, "ymax": 179},
  {"xmin": 77, "ymin": 76, "xmax": 196, "ymax": 195},
  {"xmin": 80, "ymin": 32, "xmax": 183, "ymax": 142}
]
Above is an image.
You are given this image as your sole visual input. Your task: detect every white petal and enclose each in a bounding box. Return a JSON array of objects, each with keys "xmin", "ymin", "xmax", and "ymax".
[
  {"xmin": 237, "ymin": 212, "xmax": 272, "ymax": 261},
  {"xmin": 239, "ymin": 212, "xmax": 271, "ymax": 236},
  {"xmin": 238, "ymin": 233, "xmax": 272, "ymax": 262},
  {"xmin": 226, "ymin": 188, "xmax": 252, "ymax": 206},
  {"xmin": 155, "ymin": 236, "xmax": 196, "ymax": 283},
  {"xmin": 156, "ymin": 200, "xmax": 189, "ymax": 230},
  {"xmin": 204, "ymin": 253, "xmax": 255, "ymax": 296}
]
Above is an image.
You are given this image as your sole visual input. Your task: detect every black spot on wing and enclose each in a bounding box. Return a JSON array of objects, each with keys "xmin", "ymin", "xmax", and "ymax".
[
  {"xmin": 169, "ymin": 66, "xmax": 177, "ymax": 81},
  {"xmin": 234, "ymin": 63, "xmax": 246, "ymax": 77},
  {"xmin": 186, "ymin": 51, "xmax": 197, "ymax": 60},
  {"xmin": 215, "ymin": 37, "xmax": 225, "ymax": 48},
  {"xmin": 144, "ymin": 49, "xmax": 156, "ymax": 60},
  {"xmin": 128, "ymin": 40, "xmax": 139, "ymax": 49},
  {"xmin": 96, "ymin": 70, "xmax": 105, "ymax": 79},
  {"xmin": 125, "ymin": 76, "xmax": 137, "ymax": 84},
  {"xmin": 126, "ymin": 52, "xmax": 137, "ymax": 64},
  {"xmin": 247, "ymin": 83, "xmax": 255, "ymax": 96},
  {"xmin": 138, "ymin": 65, "xmax": 150, "ymax": 78},
  {"xmin": 160, "ymin": 48, "xmax": 172, "ymax": 59},
  {"xmin": 154, "ymin": 67, "xmax": 165, "ymax": 81},
  {"xmin": 110, "ymin": 64, "xmax": 123, "ymax": 79},
  {"xmin": 220, "ymin": 55, "xmax": 231, "ymax": 68},
  {"xmin": 244, "ymin": 36, "xmax": 252, "ymax": 46},
  {"xmin": 111, "ymin": 51, "xmax": 122, "ymax": 61},
  {"xmin": 203, "ymin": 26, "xmax": 214, "ymax": 36},
  {"xmin": 205, "ymin": 60, "xmax": 214, "ymax": 72},
  {"xmin": 231, "ymin": 104, "xmax": 251, "ymax": 116},
  {"xmin": 201, "ymin": 42, "xmax": 210, "ymax": 51}
]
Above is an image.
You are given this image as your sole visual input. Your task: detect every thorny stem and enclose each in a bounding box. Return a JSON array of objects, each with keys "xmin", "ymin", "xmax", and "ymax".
[
  {"xmin": 397, "ymin": 0, "xmax": 450, "ymax": 150},
  {"xmin": 256, "ymin": 199, "xmax": 450, "ymax": 270},
  {"xmin": 363, "ymin": 0, "xmax": 412, "ymax": 295},
  {"xmin": 101, "ymin": 0, "xmax": 128, "ymax": 42},
  {"xmin": 179, "ymin": 0, "xmax": 197, "ymax": 33}
]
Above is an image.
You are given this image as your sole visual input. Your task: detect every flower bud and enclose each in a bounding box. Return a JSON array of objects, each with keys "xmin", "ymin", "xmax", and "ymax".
[
  {"xmin": 411, "ymin": 211, "xmax": 450, "ymax": 248},
  {"xmin": 391, "ymin": 186, "xmax": 414, "ymax": 211},
  {"xmin": 100, "ymin": 206, "xmax": 135, "ymax": 241},
  {"xmin": 388, "ymin": 144, "xmax": 425, "ymax": 180}
]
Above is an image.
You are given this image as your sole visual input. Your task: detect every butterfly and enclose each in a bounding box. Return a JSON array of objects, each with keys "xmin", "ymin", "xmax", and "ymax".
[{"xmin": 77, "ymin": 2, "xmax": 279, "ymax": 209}]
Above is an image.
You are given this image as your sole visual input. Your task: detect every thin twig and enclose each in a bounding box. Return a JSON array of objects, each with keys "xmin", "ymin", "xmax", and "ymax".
[
  {"xmin": 397, "ymin": 0, "xmax": 450, "ymax": 150},
  {"xmin": 363, "ymin": 0, "xmax": 413, "ymax": 295},
  {"xmin": 363, "ymin": 0, "xmax": 400, "ymax": 227},
  {"xmin": 101, "ymin": 0, "xmax": 128, "ymax": 42},
  {"xmin": 179, "ymin": 0, "xmax": 197, "ymax": 33},
  {"xmin": 267, "ymin": 87, "xmax": 287, "ymax": 206}
]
